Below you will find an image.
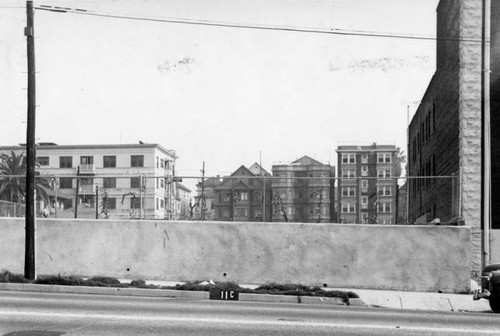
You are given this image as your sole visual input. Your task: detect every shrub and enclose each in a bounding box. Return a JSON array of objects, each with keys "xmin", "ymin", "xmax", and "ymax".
[
  {"xmin": 88, "ymin": 276, "xmax": 121, "ymax": 286},
  {"xmin": 130, "ymin": 279, "xmax": 146, "ymax": 287},
  {"xmin": 35, "ymin": 275, "xmax": 86, "ymax": 286},
  {"xmin": 0, "ymin": 269, "xmax": 29, "ymax": 283}
]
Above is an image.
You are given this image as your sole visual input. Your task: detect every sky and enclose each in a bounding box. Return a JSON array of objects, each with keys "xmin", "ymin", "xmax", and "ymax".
[{"xmin": 1, "ymin": 0, "xmax": 439, "ymax": 192}]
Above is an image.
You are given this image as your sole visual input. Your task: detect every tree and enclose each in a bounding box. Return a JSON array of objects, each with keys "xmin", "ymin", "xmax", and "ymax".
[
  {"xmin": 395, "ymin": 147, "xmax": 406, "ymax": 177},
  {"xmin": 0, "ymin": 151, "xmax": 50, "ymax": 205}
]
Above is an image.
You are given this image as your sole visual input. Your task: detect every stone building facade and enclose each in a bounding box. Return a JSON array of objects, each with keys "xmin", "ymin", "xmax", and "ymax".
[{"xmin": 408, "ymin": 0, "xmax": 486, "ymax": 274}]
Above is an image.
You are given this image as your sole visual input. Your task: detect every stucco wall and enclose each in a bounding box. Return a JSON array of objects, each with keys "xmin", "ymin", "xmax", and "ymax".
[{"xmin": 0, "ymin": 218, "xmax": 471, "ymax": 293}]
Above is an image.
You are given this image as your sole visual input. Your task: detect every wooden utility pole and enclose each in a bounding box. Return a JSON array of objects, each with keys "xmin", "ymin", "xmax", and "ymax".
[
  {"xmin": 200, "ymin": 161, "xmax": 206, "ymax": 220},
  {"xmin": 74, "ymin": 167, "xmax": 80, "ymax": 218},
  {"xmin": 24, "ymin": 0, "xmax": 36, "ymax": 280}
]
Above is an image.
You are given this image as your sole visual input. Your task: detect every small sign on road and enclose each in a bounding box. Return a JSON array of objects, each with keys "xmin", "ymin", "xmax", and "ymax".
[{"xmin": 209, "ymin": 289, "xmax": 239, "ymax": 301}]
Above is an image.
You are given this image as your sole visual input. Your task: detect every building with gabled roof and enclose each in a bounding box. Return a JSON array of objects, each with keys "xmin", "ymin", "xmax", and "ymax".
[{"xmin": 213, "ymin": 165, "xmax": 272, "ymax": 222}]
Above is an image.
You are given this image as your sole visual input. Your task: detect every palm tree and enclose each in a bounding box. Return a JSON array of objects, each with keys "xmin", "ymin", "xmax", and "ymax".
[
  {"xmin": 0, "ymin": 151, "xmax": 50, "ymax": 205},
  {"xmin": 395, "ymin": 147, "xmax": 407, "ymax": 177}
]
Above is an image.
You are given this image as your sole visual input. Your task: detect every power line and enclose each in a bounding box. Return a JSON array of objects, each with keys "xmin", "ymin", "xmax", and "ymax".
[{"xmin": 34, "ymin": 4, "xmax": 485, "ymax": 43}]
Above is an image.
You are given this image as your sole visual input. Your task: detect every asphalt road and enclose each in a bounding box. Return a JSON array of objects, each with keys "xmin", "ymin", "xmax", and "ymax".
[{"xmin": 1, "ymin": 290, "xmax": 500, "ymax": 336}]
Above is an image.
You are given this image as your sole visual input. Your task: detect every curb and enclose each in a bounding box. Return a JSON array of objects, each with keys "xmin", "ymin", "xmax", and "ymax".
[{"xmin": 0, "ymin": 283, "xmax": 364, "ymax": 307}]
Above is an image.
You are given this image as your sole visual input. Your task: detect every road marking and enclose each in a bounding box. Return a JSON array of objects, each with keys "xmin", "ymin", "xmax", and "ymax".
[{"xmin": 1, "ymin": 311, "xmax": 499, "ymax": 334}]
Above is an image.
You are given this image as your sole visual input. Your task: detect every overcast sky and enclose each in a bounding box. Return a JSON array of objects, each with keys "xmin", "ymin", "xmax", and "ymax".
[{"xmin": 1, "ymin": 0, "xmax": 438, "ymax": 191}]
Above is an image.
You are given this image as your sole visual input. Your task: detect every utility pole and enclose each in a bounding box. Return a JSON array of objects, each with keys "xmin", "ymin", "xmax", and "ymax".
[
  {"xmin": 24, "ymin": 0, "xmax": 36, "ymax": 280},
  {"xmin": 200, "ymin": 161, "xmax": 206, "ymax": 220},
  {"xmin": 260, "ymin": 151, "xmax": 265, "ymax": 222},
  {"xmin": 95, "ymin": 185, "xmax": 99, "ymax": 219},
  {"xmin": 481, "ymin": 0, "xmax": 492, "ymax": 268},
  {"xmin": 74, "ymin": 167, "xmax": 80, "ymax": 218}
]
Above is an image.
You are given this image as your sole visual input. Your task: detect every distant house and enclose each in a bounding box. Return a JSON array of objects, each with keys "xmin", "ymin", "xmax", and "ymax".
[
  {"xmin": 271, "ymin": 156, "xmax": 334, "ymax": 223},
  {"xmin": 194, "ymin": 177, "xmax": 222, "ymax": 221},
  {"xmin": 213, "ymin": 165, "xmax": 272, "ymax": 222}
]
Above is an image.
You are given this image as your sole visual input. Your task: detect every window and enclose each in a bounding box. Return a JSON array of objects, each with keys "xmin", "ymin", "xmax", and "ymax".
[
  {"xmin": 362, "ymin": 212, "xmax": 369, "ymax": 223},
  {"xmin": 131, "ymin": 197, "xmax": 141, "ymax": 209},
  {"xmin": 377, "ymin": 185, "xmax": 392, "ymax": 196},
  {"xmin": 361, "ymin": 165, "xmax": 368, "ymax": 176},
  {"xmin": 341, "ymin": 169, "xmax": 356, "ymax": 178},
  {"xmin": 131, "ymin": 155, "xmax": 144, "ymax": 167},
  {"xmin": 341, "ymin": 203, "xmax": 356, "ymax": 213},
  {"xmin": 377, "ymin": 202, "xmax": 392, "ymax": 213},
  {"xmin": 131, "ymin": 177, "xmax": 141, "ymax": 188},
  {"xmin": 103, "ymin": 156, "xmax": 116, "ymax": 168},
  {"xmin": 161, "ymin": 159, "xmax": 164, "ymax": 168},
  {"xmin": 361, "ymin": 154, "xmax": 368, "ymax": 163},
  {"xmin": 361, "ymin": 180, "xmax": 368, "ymax": 189},
  {"xmin": 103, "ymin": 178, "xmax": 116, "ymax": 189},
  {"xmin": 160, "ymin": 178, "xmax": 164, "ymax": 189},
  {"xmin": 59, "ymin": 177, "xmax": 72, "ymax": 189},
  {"xmin": 80, "ymin": 156, "xmax": 93, "ymax": 164},
  {"xmin": 342, "ymin": 187, "xmax": 355, "ymax": 197},
  {"xmin": 361, "ymin": 196, "xmax": 368, "ymax": 205},
  {"xmin": 236, "ymin": 208, "xmax": 248, "ymax": 217},
  {"xmin": 37, "ymin": 156, "xmax": 49, "ymax": 166},
  {"xmin": 106, "ymin": 198, "xmax": 116, "ymax": 209},
  {"xmin": 240, "ymin": 192, "xmax": 248, "ymax": 201},
  {"xmin": 377, "ymin": 169, "xmax": 391, "ymax": 178},
  {"xmin": 377, "ymin": 153, "xmax": 392, "ymax": 163},
  {"xmin": 342, "ymin": 153, "xmax": 355, "ymax": 163},
  {"xmin": 161, "ymin": 199, "xmax": 165, "ymax": 208},
  {"xmin": 59, "ymin": 156, "xmax": 72, "ymax": 168},
  {"xmin": 156, "ymin": 156, "xmax": 159, "ymax": 168}
]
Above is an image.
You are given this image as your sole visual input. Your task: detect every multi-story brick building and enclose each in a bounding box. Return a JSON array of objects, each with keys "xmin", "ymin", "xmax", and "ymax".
[
  {"xmin": 271, "ymin": 156, "xmax": 334, "ymax": 223},
  {"xmin": 407, "ymin": 0, "xmax": 494, "ymax": 273},
  {"xmin": 0, "ymin": 143, "xmax": 177, "ymax": 220},
  {"xmin": 213, "ymin": 164, "xmax": 272, "ymax": 222},
  {"xmin": 336, "ymin": 145, "xmax": 399, "ymax": 224}
]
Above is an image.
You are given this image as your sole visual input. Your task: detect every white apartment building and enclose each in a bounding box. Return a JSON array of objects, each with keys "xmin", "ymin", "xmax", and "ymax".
[{"xmin": 0, "ymin": 143, "xmax": 178, "ymax": 220}]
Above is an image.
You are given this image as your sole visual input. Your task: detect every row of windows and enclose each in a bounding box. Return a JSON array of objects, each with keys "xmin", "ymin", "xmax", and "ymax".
[
  {"xmin": 37, "ymin": 155, "xmax": 145, "ymax": 168},
  {"xmin": 411, "ymin": 104, "xmax": 436, "ymax": 161},
  {"xmin": 218, "ymin": 191, "xmax": 263, "ymax": 203},
  {"xmin": 341, "ymin": 153, "xmax": 393, "ymax": 164},
  {"xmin": 341, "ymin": 186, "xmax": 393, "ymax": 197},
  {"xmin": 155, "ymin": 156, "xmax": 172, "ymax": 170},
  {"xmin": 58, "ymin": 177, "xmax": 157, "ymax": 189},
  {"xmin": 341, "ymin": 202, "xmax": 392, "ymax": 213},
  {"xmin": 341, "ymin": 169, "xmax": 392, "ymax": 178}
]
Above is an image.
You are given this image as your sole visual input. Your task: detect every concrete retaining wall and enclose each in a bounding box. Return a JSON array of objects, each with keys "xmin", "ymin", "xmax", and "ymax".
[{"xmin": 0, "ymin": 218, "xmax": 471, "ymax": 293}]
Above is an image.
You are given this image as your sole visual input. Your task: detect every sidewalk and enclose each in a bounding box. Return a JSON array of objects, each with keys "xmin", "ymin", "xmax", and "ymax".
[
  {"xmin": 140, "ymin": 279, "xmax": 493, "ymax": 313},
  {"xmin": 333, "ymin": 288, "xmax": 492, "ymax": 312}
]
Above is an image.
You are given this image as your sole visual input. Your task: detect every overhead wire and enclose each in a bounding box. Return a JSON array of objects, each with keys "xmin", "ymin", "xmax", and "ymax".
[{"xmin": 34, "ymin": 4, "xmax": 485, "ymax": 43}]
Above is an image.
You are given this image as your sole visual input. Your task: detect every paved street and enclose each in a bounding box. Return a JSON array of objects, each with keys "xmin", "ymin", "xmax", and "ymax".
[{"xmin": 1, "ymin": 290, "xmax": 500, "ymax": 335}]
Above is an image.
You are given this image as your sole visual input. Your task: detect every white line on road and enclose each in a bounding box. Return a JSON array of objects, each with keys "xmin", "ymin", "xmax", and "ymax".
[{"xmin": 1, "ymin": 311, "xmax": 499, "ymax": 334}]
